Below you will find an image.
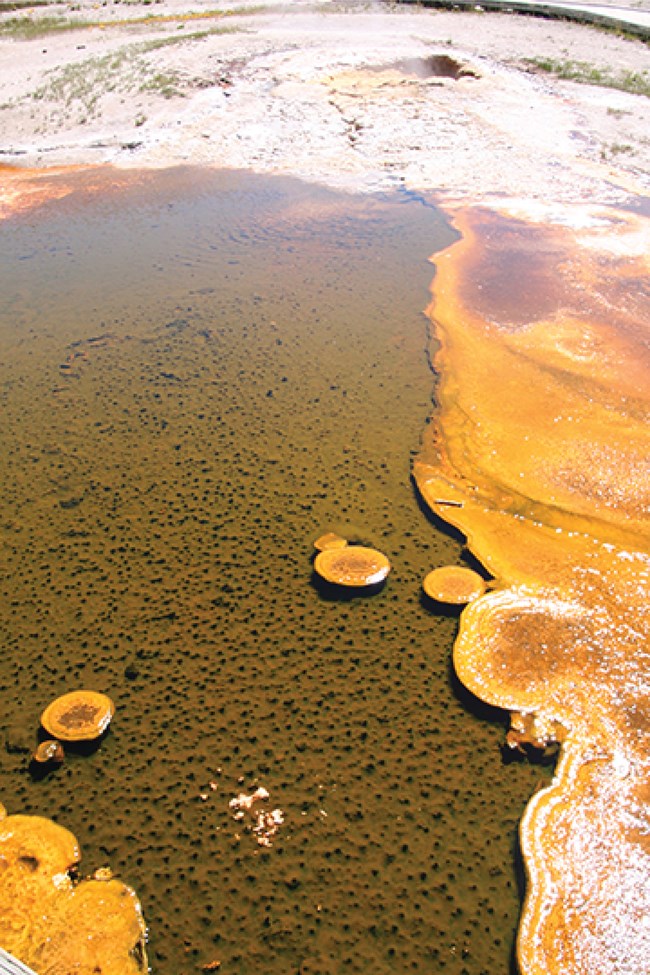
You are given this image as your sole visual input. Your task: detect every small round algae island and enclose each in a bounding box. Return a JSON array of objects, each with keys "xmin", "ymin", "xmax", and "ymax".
[
  {"xmin": 422, "ymin": 565, "xmax": 487, "ymax": 605},
  {"xmin": 314, "ymin": 544, "xmax": 391, "ymax": 588},
  {"xmin": 40, "ymin": 690, "xmax": 115, "ymax": 742}
]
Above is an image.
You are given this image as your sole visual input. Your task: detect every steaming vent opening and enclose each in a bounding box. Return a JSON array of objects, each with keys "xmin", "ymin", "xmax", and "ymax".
[{"xmin": 392, "ymin": 55, "xmax": 479, "ymax": 80}]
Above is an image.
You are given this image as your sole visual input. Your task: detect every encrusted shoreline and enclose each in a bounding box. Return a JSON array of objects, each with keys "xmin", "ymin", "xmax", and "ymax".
[{"xmin": 0, "ymin": 0, "xmax": 649, "ymax": 203}]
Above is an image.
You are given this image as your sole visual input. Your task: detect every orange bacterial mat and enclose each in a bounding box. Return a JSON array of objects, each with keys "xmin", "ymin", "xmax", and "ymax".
[{"xmin": 415, "ymin": 200, "xmax": 650, "ymax": 975}]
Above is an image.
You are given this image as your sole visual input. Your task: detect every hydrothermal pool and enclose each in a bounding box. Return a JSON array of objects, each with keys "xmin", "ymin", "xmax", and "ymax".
[{"xmin": 0, "ymin": 166, "xmax": 551, "ymax": 974}]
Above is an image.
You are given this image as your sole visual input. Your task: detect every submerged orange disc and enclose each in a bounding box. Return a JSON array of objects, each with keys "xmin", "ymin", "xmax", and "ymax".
[
  {"xmin": 314, "ymin": 545, "xmax": 391, "ymax": 587},
  {"xmin": 422, "ymin": 566, "xmax": 486, "ymax": 604}
]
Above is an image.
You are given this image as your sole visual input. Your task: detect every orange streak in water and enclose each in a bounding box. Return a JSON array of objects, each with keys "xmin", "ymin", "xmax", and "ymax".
[
  {"xmin": 415, "ymin": 203, "xmax": 650, "ymax": 974},
  {"xmin": 0, "ymin": 165, "xmax": 158, "ymax": 221},
  {"xmin": 0, "ymin": 165, "xmax": 91, "ymax": 219}
]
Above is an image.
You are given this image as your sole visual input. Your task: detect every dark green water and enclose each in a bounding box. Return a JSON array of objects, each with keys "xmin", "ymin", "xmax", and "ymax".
[{"xmin": 0, "ymin": 167, "xmax": 551, "ymax": 974}]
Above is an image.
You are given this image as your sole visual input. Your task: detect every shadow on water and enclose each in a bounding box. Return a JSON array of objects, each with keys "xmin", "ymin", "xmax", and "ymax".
[
  {"xmin": 310, "ymin": 572, "xmax": 388, "ymax": 602},
  {"xmin": 411, "ymin": 472, "xmax": 467, "ymax": 545},
  {"xmin": 448, "ymin": 659, "xmax": 508, "ymax": 729},
  {"xmin": 420, "ymin": 589, "xmax": 464, "ymax": 620}
]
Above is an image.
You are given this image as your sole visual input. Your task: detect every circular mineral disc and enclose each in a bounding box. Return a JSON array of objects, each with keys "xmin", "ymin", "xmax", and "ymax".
[
  {"xmin": 314, "ymin": 545, "xmax": 391, "ymax": 587},
  {"xmin": 423, "ymin": 565, "xmax": 486, "ymax": 604},
  {"xmin": 33, "ymin": 739, "xmax": 65, "ymax": 765},
  {"xmin": 40, "ymin": 690, "xmax": 115, "ymax": 742},
  {"xmin": 313, "ymin": 532, "xmax": 348, "ymax": 552}
]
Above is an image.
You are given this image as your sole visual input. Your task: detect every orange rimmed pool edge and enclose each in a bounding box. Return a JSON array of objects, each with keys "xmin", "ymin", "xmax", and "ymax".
[
  {"xmin": 0, "ymin": 164, "xmax": 97, "ymax": 220},
  {"xmin": 415, "ymin": 200, "xmax": 650, "ymax": 974}
]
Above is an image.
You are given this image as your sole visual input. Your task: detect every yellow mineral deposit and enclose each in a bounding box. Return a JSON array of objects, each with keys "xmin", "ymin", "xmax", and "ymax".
[
  {"xmin": 414, "ymin": 202, "xmax": 650, "ymax": 974},
  {"xmin": 40, "ymin": 689, "xmax": 115, "ymax": 742},
  {"xmin": 422, "ymin": 565, "xmax": 486, "ymax": 604},
  {"xmin": 32, "ymin": 739, "xmax": 65, "ymax": 766},
  {"xmin": 0, "ymin": 807, "xmax": 148, "ymax": 974},
  {"xmin": 314, "ymin": 544, "xmax": 391, "ymax": 588},
  {"xmin": 313, "ymin": 531, "xmax": 349, "ymax": 552}
]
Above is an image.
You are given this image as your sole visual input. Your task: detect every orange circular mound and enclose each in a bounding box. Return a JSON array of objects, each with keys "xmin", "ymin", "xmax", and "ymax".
[
  {"xmin": 0, "ymin": 810, "xmax": 80, "ymax": 882},
  {"xmin": 33, "ymin": 739, "xmax": 65, "ymax": 765},
  {"xmin": 423, "ymin": 565, "xmax": 486, "ymax": 604},
  {"xmin": 40, "ymin": 690, "xmax": 115, "ymax": 742},
  {"xmin": 313, "ymin": 531, "xmax": 348, "ymax": 552},
  {"xmin": 314, "ymin": 545, "xmax": 391, "ymax": 587},
  {"xmin": 31, "ymin": 876, "xmax": 148, "ymax": 975},
  {"xmin": 0, "ymin": 808, "xmax": 148, "ymax": 974}
]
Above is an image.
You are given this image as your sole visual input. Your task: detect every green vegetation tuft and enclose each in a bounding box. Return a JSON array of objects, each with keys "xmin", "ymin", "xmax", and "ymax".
[
  {"xmin": 30, "ymin": 47, "xmax": 187, "ymax": 117},
  {"xmin": 0, "ymin": 5, "xmax": 261, "ymax": 39},
  {"xmin": 602, "ymin": 142, "xmax": 634, "ymax": 158},
  {"xmin": 31, "ymin": 50, "xmax": 136, "ymax": 118},
  {"xmin": 24, "ymin": 25, "xmax": 242, "ymax": 122},
  {"xmin": 0, "ymin": 15, "xmax": 89, "ymax": 38},
  {"xmin": 139, "ymin": 25, "xmax": 241, "ymax": 50},
  {"xmin": 526, "ymin": 58, "xmax": 650, "ymax": 98},
  {"xmin": 139, "ymin": 70, "xmax": 183, "ymax": 99}
]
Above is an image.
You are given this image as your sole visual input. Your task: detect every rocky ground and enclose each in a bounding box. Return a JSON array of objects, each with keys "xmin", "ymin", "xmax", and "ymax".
[{"xmin": 0, "ymin": 0, "xmax": 649, "ymax": 203}]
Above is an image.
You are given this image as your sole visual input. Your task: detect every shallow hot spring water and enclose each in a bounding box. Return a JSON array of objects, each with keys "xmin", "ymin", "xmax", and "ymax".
[{"xmin": 0, "ymin": 167, "xmax": 554, "ymax": 973}]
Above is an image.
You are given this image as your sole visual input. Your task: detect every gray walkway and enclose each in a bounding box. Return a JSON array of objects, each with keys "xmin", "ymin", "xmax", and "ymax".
[
  {"xmin": 398, "ymin": 0, "xmax": 650, "ymax": 40},
  {"xmin": 0, "ymin": 949, "xmax": 38, "ymax": 975}
]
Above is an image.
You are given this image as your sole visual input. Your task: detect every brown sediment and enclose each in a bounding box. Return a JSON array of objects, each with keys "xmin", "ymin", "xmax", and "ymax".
[{"xmin": 414, "ymin": 201, "xmax": 650, "ymax": 972}]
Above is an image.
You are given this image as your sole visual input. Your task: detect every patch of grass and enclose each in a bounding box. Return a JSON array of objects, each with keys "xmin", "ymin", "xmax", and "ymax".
[
  {"xmin": 139, "ymin": 25, "xmax": 242, "ymax": 51},
  {"xmin": 0, "ymin": 14, "xmax": 90, "ymax": 38},
  {"xmin": 0, "ymin": 5, "xmax": 263, "ymax": 40},
  {"xmin": 95, "ymin": 5, "xmax": 267, "ymax": 28},
  {"xmin": 601, "ymin": 142, "xmax": 634, "ymax": 159},
  {"xmin": 26, "ymin": 25, "xmax": 240, "ymax": 122},
  {"xmin": 30, "ymin": 47, "xmax": 184, "ymax": 119},
  {"xmin": 525, "ymin": 58, "xmax": 650, "ymax": 98},
  {"xmin": 31, "ymin": 50, "xmax": 137, "ymax": 118},
  {"xmin": 139, "ymin": 70, "xmax": 184, "ymax": 99}
]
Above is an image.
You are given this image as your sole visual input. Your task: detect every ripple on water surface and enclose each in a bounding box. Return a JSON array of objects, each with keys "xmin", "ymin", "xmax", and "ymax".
[{"xmin": 0, "ymin": 167, "xmax": 550, "ymax": 974}]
